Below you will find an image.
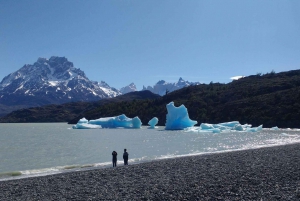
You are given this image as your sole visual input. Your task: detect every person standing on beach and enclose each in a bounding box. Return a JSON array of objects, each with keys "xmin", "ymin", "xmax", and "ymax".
[
  {"xmin": 112, "ymin": 151, "xmax": 117, "ymax": 167},
  {"xmin": 123, "ymin": 149, "xmax": 129, "ymax": 165}
]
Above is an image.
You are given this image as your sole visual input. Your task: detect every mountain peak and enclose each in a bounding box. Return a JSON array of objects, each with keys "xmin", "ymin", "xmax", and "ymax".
[
  {"xmin": 156, "ymin": 80, "xmax": 166, "ymax": 85},
  {"xmin": 144, "ymin": 78, "xmax": 200, "ymax": 96},
  {"xmin": 37, "ymin": 57, "xmax": 48, "ymax": 63},
  {"xmin": 0, "ymin": 56, "xmax": 121, "ymax": 111},
  {"xmin": 49, "ymin": 56, "xmax": 68, "ymax": 63},
  {"xmin": 120, "ymin": 83, "xmax": 137, "ymax": 94}
]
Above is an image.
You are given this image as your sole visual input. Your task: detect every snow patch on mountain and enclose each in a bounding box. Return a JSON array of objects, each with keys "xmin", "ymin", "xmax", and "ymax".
[
  {"xmin": 0, "ymin": 56, "xmax": 121, "ymax": 106},
  {"xmin": 143, "ymin": 77, "xmax": 200, "ymax": 96},
  {"xmin": 120, "ymin": 83, "xmax": 137, "ymax": 94}
]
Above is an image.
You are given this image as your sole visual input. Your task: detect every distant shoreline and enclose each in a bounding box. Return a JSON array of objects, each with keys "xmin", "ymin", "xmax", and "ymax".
[{"xmin": 0, "ymin": 143, "xmax": 299, "ymax": 200}]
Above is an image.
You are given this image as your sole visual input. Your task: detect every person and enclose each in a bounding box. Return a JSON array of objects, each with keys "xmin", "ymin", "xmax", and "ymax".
[
  {"xmin": 123, "ymin": 149, "xmax": 129, "ymax": 165},
  {"xmin": 112, "ymin": 151, "xmax": 117, "ymax": 167}
]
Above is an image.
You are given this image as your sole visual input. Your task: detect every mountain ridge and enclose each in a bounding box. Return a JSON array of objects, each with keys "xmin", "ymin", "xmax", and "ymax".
[
  {"xmin": 142, "ymin": 77, "xmax": 200, "ymax": 96},
  {"xmin": 0, "ymin": 56, "xmax": 201, "ymax": 116},
  {"xmin": 1, "ymin": 69, "xmax": 300, "ymax": 128}
]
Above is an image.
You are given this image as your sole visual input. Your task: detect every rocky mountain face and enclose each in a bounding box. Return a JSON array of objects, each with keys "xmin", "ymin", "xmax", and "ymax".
[
  {"xmin": 0, "ymin": 56, "xmax": 121, "ymax": 114},
  {"xmin": 142, "ymin": 77, "xmax": 200, "ymax": 96},
  {"xmin": 119, "ymin": 83, "xmax": 137, "ymax": 94},
  {"xmin": 0, "ymin": 56, "xmax": 202, "ymax": 117}
]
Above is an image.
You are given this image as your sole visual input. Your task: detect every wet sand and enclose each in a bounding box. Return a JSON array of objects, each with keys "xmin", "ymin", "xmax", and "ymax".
[{"xmin": 0, "ymin": 143, "xmax": 300, "ymax": 200}]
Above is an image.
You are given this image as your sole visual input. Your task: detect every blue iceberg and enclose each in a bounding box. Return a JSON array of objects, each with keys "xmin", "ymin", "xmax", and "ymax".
[
  {"xmin": 73, "ymin": 114, "xmax": 142, "ymax": 129},
  {"xmin": 148, "ymin": 117, "xmax": 158, "ymax": 128},
  {"xmin": 132, "ymin": 116, "xmax": 142, "ymax": 128},
  {"xmin": 271, "ymin": 126, "xmax": 279, "ymax": 130},
  {"xmin": 165, "ymin": 102, "xmax": 197, "ymax": 130},
  {"xmin": 185, "ymin": 121, "xmax": 263, "ymax": 133},
  {"xmin": 72, "ymin": 118, "xmax": 102, "ymax": 129}
]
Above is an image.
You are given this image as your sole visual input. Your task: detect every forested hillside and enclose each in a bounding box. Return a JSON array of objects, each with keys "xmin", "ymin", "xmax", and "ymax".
[
  {"xmin": 68, "ymin": 70, "xmax": 300, "ymax": 128},
  {"xmin": 0, "ymin": 91, "xmax": 160, "ymax": 123},
  {"xmin": 1, "ymin": 70, "xmax": 300, "ymax": 128}
]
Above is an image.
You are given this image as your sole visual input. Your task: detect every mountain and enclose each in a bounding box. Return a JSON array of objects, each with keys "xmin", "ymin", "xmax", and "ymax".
[
  {"xmin": 0, "ymin": 90, "xmax": 160, "ymax": 123},
  {"xmin": 119, "ymin": 83, "xmax": 137, "ymax": 94},
  {"xmin": 0, "ymin": 56, "xmax": 121, "ymax": 116},
  {"xmin": 142, "ymin": 77, "xmax": 200, "ymax": 96},
  {"xmin": 2, "ymin": 69, "xmax": 300, "ymax": 128}
]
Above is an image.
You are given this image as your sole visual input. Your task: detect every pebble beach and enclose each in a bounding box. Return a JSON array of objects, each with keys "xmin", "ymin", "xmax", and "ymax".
[{"xmin": 0, "ymin": 143, "xmax": 299, "ymax": 200}]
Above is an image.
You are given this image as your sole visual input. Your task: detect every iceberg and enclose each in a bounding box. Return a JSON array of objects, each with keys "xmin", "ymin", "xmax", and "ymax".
[
  {"xmin": 72, "ymin": 123, "xmax": 102, "ymax": 129},
  {"xmin": 148, "ymin": 117, "xmax": 158, "ymax": 128},
  {"xmin": 165, "ymin": 102, "xmax": 197, "ymax": 130},
  {"xmin": 184, "ymin": 121, "xmax": 263, "ymax": 133},
  {"xmin": 77, "ymin": 114, "xmax": 142, "ymax": 129},
  {"xmin": 77, "ymin": 117, "xmax": 89, "ymax": 124},
  {"xmin": 72, "ymin": 117, "xmax": 102, "ymax": 129},
  {"xmin": 246, "ymin": 125, "xmax": 263, "ymax": 132},
  {"xmin": 132, "ymin": 116, "xmax": 142, "ymax": 128},
  {"xmin": 271, "ymin": 126, "xmax": 279, "ymax": 130}
]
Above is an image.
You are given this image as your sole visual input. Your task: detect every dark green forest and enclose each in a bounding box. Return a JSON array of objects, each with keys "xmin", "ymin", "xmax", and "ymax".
[{"xmin": 1, "ymin": 70, "xmax": 300, "ymax": 128}]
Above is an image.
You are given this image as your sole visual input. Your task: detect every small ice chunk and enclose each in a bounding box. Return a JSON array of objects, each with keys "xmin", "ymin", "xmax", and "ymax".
[
  {"xmin": 72, "ymin": 123, "xmax": 101, "ymax": 129},
  {"xmin": 78, "ymin": 117, "xmax": 89, "ymax": 124},
  {"xmin": 216, "ymin": 121, "xmax": 240, "ymax": 128},
  {"xmin": 246, "ymin": 125, "xmax": 263, "ymax": 132},
  {"xmin": 132, "ymin": 116, "xmax": 142, "ymax": 128},
  {"xmin": 148, "ymin": 117, "xmax": 158, "ymax": 128},
  {"xmin": 271, "ymin": 126, "xmax": 279, "ymax": 130},
  {"xmin": 185, "ymin": 121, "xmax": 263, "ymax": 133},
  {"xmin": 234, "ymin": 124, "xmax": 244, "ymax": 131},
  {"xmin": 200, "ymin": 123, "xmax": 214, "ymax": 129}
]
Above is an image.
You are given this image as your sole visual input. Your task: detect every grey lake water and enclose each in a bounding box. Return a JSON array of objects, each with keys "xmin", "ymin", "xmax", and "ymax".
[{"xmin": 1, "ymin": 123, "xmax": 300, "ymax": 181}]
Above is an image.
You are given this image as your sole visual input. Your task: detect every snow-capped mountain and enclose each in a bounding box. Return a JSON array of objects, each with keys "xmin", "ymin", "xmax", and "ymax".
[
  {"xmin": 119, "ymin": 83, "xmax": 137, "ymax": 94},
  {"xmin": 0, "ymin": 56, "xmax": 121, "ymax": 107},
  {"xmin": 142, "ymin": 77, "xmax": 200, "ymax": 96}
]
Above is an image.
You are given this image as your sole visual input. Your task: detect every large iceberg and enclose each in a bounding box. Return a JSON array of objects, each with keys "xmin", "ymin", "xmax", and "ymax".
[
  {"xmin": 184, "ymin": 121, "xmax": 263, "ymax": 133},
  {"xmin": 148, "ymin": 117, "xmax": 158, "ymax": 128},
  {"xmin": 165, "ymin": 102, "xmax": 197, "ymax": 130},
  {"xmin": 73, "ymin": 114, "xmax": 142, "ymax": 129}
]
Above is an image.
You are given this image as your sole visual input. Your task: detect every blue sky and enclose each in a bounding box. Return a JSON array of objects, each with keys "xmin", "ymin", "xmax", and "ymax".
[{"xmin": 1, "ymin": 0, "xmax": 299, "ymax": 90}]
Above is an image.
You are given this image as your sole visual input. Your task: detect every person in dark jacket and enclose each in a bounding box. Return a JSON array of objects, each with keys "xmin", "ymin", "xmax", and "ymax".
[
  {"xmin": 112, "ymin": 151, "xmax": 117, "ymax": 167},
  {"xmin": 123, "ymin": 149, "xmax": 129, "ymax": 165}
]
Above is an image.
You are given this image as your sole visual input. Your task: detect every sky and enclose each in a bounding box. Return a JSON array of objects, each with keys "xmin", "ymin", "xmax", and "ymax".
[{"xmin": 1, "ymin": 0, "xmax": 300, "ymax": 90}]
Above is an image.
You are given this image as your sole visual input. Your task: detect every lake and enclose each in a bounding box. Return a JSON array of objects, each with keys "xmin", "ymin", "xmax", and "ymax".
[{"xmin": 0, "ymin": 123, "xmax": 300, "ymax": 181}]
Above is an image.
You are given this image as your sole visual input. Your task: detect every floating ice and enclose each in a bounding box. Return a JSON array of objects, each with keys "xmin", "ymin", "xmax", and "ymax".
[
  {"xmin": 271, "ymin": 126, "xmax": 279, "ymax": 130},
  {"xmin": 165, "ymin": 102, "xmax": 197, "ymax": 130},
  {"xmin": 72, "ymin": 118, "xmax": 102, "ymax": 129},
  {"xmin": 148, "ymin": 117, "xmax": 158, "ymax": 128},
  {"xmin": 76, "ymin": 114, "xmax": 142, "ymax": 129},
  {"xmin": 246, "ymin": 125, "xmax": 263, "ymax": 132},
  {"xmin": 132, "ymin": 116, "xmax": 142, "ymax": 128},
  {"xmin": 185, "ymin": 121, "xmax": 263, "ymax": 133},
  {"xmin": 77, "ymin": 117, "xmax": 89, "ymax": 124},
  {"xmin": 72, "ymin": 123, "xmax": 102, "ymax": 129}
]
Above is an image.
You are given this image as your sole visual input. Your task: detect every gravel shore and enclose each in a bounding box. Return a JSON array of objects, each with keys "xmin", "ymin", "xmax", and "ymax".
[{"xmin": 1, "ymin": 143, "xmax": 300, "ymax": 200}]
